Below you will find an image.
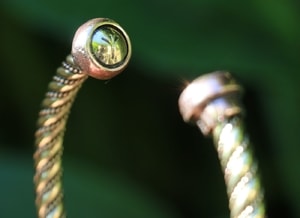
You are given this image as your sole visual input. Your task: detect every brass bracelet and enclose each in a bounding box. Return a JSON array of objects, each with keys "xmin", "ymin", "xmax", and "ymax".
[
  {"xmin": 34, "ymin": 18, "xmax": 132, "ymax": 218},
  {"xmin": 34, "ymin": 18, "xmax": 265, "ymax": 218},
  {"xmin": 179, "ymin": 72, "xmax": 266, "ymax": 218}
]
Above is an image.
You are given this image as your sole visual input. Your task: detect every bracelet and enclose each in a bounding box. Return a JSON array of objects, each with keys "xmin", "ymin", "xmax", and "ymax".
[
  {"xmin": 34, "ymin": 18, "xmax": 265, "ymax": 218},
  {"xmin": 34, "ymin": 18, "xmax": 132, "ymax": 218},
  {"xmin": 178, "ymin": 72, "xmax": 266, "ymax": 218}
]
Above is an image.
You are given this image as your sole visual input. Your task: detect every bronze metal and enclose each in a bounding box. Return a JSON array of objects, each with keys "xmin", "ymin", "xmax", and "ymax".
[
  {"xmin": 34, "ymin": 18, "xmax": 131, "ymax": 218},
  {"xmin": 178, "ymin": 71, "xmax": 266, "ymax": 218}
]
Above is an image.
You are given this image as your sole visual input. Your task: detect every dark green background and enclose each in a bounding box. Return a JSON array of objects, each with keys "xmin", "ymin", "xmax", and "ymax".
[{"xmin": 1, "ymin": 0, "xmax": 299, "ymax": 217}]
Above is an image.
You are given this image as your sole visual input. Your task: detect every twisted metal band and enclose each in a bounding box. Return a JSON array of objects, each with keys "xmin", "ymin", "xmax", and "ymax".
[
  {"xmin": 34, "ymin": 18, "xmax": 131, "ymax": 218},
  {"xmin": 34, "ymin": 55, "xmax": 87, "ymax": 218},
  {"xmin": 178, "ymin": 72, "xmax": 266, "ymax": 218},
  {"xmin": 211, "ymin": 117, "xmax": 265, "ymax": 218}
]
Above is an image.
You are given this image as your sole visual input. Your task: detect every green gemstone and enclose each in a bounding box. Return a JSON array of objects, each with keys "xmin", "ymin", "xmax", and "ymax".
[{"xmin": 91, "ymin": 25, "xmax": 128, "ymax": 68}]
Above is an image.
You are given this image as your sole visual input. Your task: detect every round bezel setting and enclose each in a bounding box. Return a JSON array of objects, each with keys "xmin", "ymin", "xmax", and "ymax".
[{"xmin": 72, "ymin": 18, "xmax": 131, "ymax": 80}]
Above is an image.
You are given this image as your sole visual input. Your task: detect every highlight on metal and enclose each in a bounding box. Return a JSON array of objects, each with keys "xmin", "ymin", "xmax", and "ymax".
[
  {"xmin": 178, "ymin": 71, "xmax": 266, "ymax": 218},
  {"xmin": 34, "ymin": 18, "xmax": 131, "ymax": 218}
]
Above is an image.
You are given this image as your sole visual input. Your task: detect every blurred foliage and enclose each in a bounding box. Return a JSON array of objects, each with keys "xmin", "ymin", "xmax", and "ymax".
[{"xmin": 0, "ymin": 0, "xmax": 300, "ymax": 217}]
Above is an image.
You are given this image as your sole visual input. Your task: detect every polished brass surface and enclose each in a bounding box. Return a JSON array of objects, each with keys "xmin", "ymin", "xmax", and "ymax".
[
  {"xmin": 178, "ymin": 71, "xmax": 266, "ymax": 218},
  {"xmin": 34, "ymin": 18, "xmax": 131, "ymax": 218},
  {"xmin": 212, "ymin": 117, "xmax": 265, "ymax": 218},
  {"xmin": 34, "ymin": 55, "xmax": 87, "ymax": 218}
]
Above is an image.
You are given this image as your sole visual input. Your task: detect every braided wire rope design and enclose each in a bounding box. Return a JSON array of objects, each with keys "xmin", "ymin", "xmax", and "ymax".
[
  {"xmin": 179, "ymin": 72, "xmax": 266, "ymax": 218},
  {"xmin": 34, "ymin": 55, "xmax": 87, "ymax": 218},
  {"xmin": 210, "ymin": 117, "xmax": 265, "ymax": 218}
]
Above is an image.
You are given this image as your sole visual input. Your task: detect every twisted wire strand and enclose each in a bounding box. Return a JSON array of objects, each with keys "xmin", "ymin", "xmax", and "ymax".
[
  {"xmin": 211, "ymin": 117, "xmax": 265, "ymax": 218},
  {"xmin": 34, "ymin": 55, "xmax": 88, "ymax": 218}
]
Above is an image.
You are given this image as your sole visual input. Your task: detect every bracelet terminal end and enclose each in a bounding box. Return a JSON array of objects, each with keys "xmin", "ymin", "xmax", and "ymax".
[
  {"xmin": 178, "ymin": 71, "xmax": 243, "ymax": 135},
  {"xmin": 72, "ymin": 18, "xmax": 132, "ymax": 80}
]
